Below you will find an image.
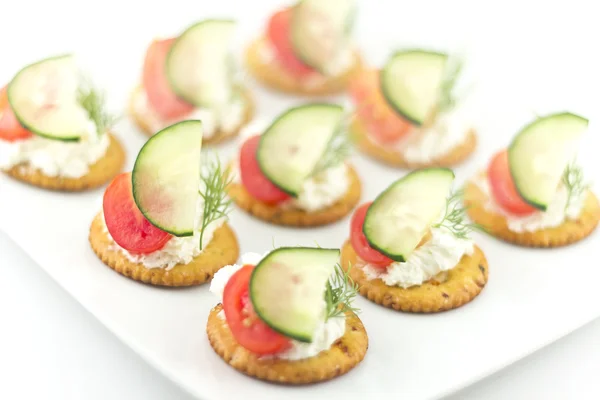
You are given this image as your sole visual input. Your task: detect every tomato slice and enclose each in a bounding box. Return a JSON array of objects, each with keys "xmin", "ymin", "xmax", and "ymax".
[
  {"xmin": 487, "ymin": 150, "xmax": 537, "ymax": 216},
  {"xmin": 142, "ymin": 38, "xmax": 195, "ymax": 120},
  {"xmin": 349, "ymin": 70, "xmax": 414, "ymax": 144},
  {"xmin": 103, "ymin": 172, "xmax": 172, "ymax": 254},
  {"xmin": 266, "ymin": 8, "xmax": 315, "ymax": 77},
  {"xmin": 222, "ymin": 264, "xmax": 291, "ymax": 355},
  {"xmin": 0, "ymin": 85, "xmax": 33, "ymax": 142},
  {"xmin": 239, "ymin": 135, "xmax": 291, "ymax": 205},
  {"xmin": 350, "ymin": 202, "xmax": 393, "ymax": 268}
]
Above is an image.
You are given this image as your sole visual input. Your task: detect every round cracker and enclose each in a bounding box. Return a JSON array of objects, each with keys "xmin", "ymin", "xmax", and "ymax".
[
  {"xmin": 128, "ymin": 85, "xmax": 255, "ymax": 145},
  {"xmin": 89, "ymin": 213, "xmax": 239, "ymax": 287},
  {"xmin": 464, "ymin": 175, "xmax": 600, "ymax": 248},
  {"xmin": 245, "ymin": 38, "xmax": 363, "ymax": 96},
  {"xmin": 207, "ymin": 305, "xmax": 368, "ymax": 384},
  {"xmin": 3, "ymin": 133, "xmax": 125, "ymax": 191},
  {"xmin": 340, "ymin": 240, "xmax": 489, "ymax": 313},
  {"xmin": 350, "ymin": 118, "xmax": 477, "ymax": 169},
  {"xmin": 226, "ymin": 163, "xmax": 361, "ymax": 227}
]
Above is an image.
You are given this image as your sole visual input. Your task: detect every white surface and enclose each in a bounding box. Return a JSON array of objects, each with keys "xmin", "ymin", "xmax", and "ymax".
[
  {"xmin": 1, "ymin": 1, "xmax": 600, "ymax": 399},
  {"xmin": 1, "ymin": 231, "xmax": 600, "ymax": 400}
]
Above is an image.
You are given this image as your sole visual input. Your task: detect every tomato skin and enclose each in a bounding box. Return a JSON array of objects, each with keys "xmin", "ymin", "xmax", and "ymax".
[
  {"xmin": 239, "ymin": 135, "xmax": 291, "ymax": 205},
  {"xmin": 142, "ymin": 38, "xmax": 195, "ymax": 120},
  {"xmin": 487, "ymin": 150, "xmax": 537, "ymax": 216},
  {"xmin": 349, "ymin": 70, "xmax": 414, "ymax": 144},
  {"xmin": 0, "ymin": 86, "xmax": 33, "ymax": 142},
  {"xmin": 350, "ymin": 202, "xmax": 393, "ymax": 268},
  {"xmin": 103, "ymin": 173, "xmax": 172, "ymax": 254},
  {"xmin": 223, "ymin": 264, "xmax": 291, "ymax": 355},
  {"xmin": 266, "ymin": 8, "xmax": 315, "ymax": 77}
]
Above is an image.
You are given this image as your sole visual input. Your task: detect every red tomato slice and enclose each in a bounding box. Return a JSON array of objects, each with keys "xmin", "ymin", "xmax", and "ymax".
[
  {"xmin": 349, "ymin": 69, "xmax": 414, "ymax": 144},
  {"xmin": 487, "ymin": 150, "xmax": 537, "ymax": 216},
  {"xmin": 239, "ymin": 135, "xmax": 291, "ymax": 205},
  {"xmin": 0, "ymin": 85, "xmax": 33, "ymax": 142},
  {"xmin": 266, "ymin": 8, "xmax": 315, "ymax": 77},
  {"xmin": 350, "ymin": 202, "xmax": 393, "ymax": 268},
  {"xmin": 103, "ymin": 172, "xmax": 172, "ymax": 254},
  {"xmin": 142, "ymin": 38, "xmax": 195, "ymax": 120},
  {"xmin": 223, "ymin": 264, "xmax": 291, "ymax": 355}
]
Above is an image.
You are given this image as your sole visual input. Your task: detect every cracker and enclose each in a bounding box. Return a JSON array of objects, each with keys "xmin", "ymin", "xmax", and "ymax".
[
  {"xmin": 207, "ymin": 305, "xmax": 368, "ymax": 384},
  {"xmin": 464, "ymin": 175, "xmax": 600, "ymax": 248},
  {"xmin": 128, "ymin": 85, "xmax": 255, "ymax": 145},
  {"xmin": 340, "ymin": 240, "xmax": 489, "ymax": 313},
  {"xmin": 245, "ymin": 38, "xmax": 363, "ymax": 96},
  {"xmin": 89, "ymin": 213, "xmax": 239, "ymax": 287},
  {"xmin": 226, "ymin": 163, "xmax": 361, "ymax": 227},
  {"xmin": 4, "ymin": 133, "xmax": 125, "ymax": 191},
  {"xmin": 350, "ymin": 118, "xmax": 477, "ymax": 169}
]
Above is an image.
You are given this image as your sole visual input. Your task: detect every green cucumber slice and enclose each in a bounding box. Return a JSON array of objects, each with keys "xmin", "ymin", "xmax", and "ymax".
[
  {"xmin": 508, "ymin": 112, "xmax": 588, "ymax": 211},
  {"xmin": 132, "ymin": 120, "xmax": 203, "ymax": 236},
  {"xmin": 249, "ymin": 247, "xmax": 340, "ymax": 343},
  {"xmin": 290, "ymin": 0, "xmax": 356, "ymax": 75},
  {"xmin": 7, "ymin": 54, "xmax": 92, "ymax": 141},
  {"xmin": 166, "ymin": 19, "xmax": 236, "ymax": 107},
  {"xmin": 380, "ymin": 50, "xmax": 448, "ymax": 125},
  {"xmin": 363, "ymin": 168, "xmax": 455, "ymax": 262},
  {"xmin": 257, "ymin": 103, "xmax": 344, "ymax": 196}
]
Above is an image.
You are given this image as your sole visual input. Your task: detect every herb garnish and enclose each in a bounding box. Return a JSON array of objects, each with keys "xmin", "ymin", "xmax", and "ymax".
[
  {"xmin": 562, "ymin": 161, "xmax": 588, "ymax": 211},
  {"xmin": 324, "ymin": 262, "xmax": 360, "ymax": 320},
  {"xmin": 312, "ymin": 117, "xmax": 352, "ymax": 176},
  {"xmin": 77, "ymin": 80, "xmax": 116, "ymax": 134},
  {"xmin": 433, "ymin": 190, "xmax": 479, "ymax": 239},
  {"xmin": 198, "ymin": 154, "xmax": 233, "ymax": 250}
]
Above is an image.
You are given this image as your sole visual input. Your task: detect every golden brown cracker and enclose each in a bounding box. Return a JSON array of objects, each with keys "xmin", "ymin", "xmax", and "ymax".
[
  {"xmin": 340, "ymin": 240, "xmax": 489, "ymax": 313},
  {"xmin": 89, "ymin": 213, "xmax": 239, "ymax": 287},
  {"xmin": 245, "ymin": 38, "xmax": 363, "ymax": 96},
  {"xmin": 4, "ymin": 133, "xmax": 125, "ymax": 191},
  {"xmin": 350, "ymin": 117, "xmax": 477, "ymax": 169},
  {"xmin": 463, "ymin": 175, "xmax": 600, "ymax": 248},
  {"xmin": 128, "ymin": 85, "xmax": 255, "ymax": 145},
  {"xmin": 226, "ymin": 163, "xmax": 361, "ymax": 227},
  {"xmin": 207, "ymin": 305, "xmax": 368, "ymax": 384}
]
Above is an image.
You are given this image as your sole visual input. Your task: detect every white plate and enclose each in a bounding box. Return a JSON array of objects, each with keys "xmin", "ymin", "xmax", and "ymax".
[{"xmin": 1, "ymin": 1, "xmax": 599, "ymax": 399}]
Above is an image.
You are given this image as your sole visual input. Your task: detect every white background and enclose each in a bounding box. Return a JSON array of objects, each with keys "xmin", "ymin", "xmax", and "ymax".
[
  {"xmin": 1, "ymin": 0, "xmax": 600, "ymax": 399},
  {"xmin": 1, "ymin": 231, "xmax": 600, "ymax": 400}
]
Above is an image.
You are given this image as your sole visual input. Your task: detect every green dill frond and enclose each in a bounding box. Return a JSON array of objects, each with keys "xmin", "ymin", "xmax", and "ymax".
[
  {"xmin": 311, "ymin": 117, "xmax": 352, "ymax": 176},
  {"xmin": 324, "ymin": 262, "xmax": 360, "ymax": 320},
  {"xmin": 198, "ymin": 154, "xmax": 233, "ymax": 250},
  {"xmin": 77, "ymin": 79, "xmax": 116, "ymax": 134},
  {"xmin": 433, "ymin": 190, "xmax": 480, "ymax": 239},
  {"xmin": 562, "ymin": 161, "xmax": 588, "ymax": 211},
  {"xmin": 437, "ymin": 55, "xmax": 464, "ymax": 113}
]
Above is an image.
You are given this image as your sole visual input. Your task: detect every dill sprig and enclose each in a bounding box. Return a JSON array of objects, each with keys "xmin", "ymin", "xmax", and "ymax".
[
  {"xmin": 312, "ymin": 118, "xmax": 352, "ymax": 176},
  {"xmin": 433, "ymin": 190, "xmax": 479, "ymax": 239},
  {"xmin": 562, "ymin": 161, "xmax": 588, "ymax": 211},
  {"xmin": 198, "ymin": 154, "xmax": 233, "ymax": 250},
  {"xmin": 77, "ymin": 80, "xmax": 116, "ymax": 134},
  {"xmin": 437, "ymin": 55, "xmax": 464, "ymax": 113},
  {"xmin": 324, "ymin": 262, "xmax": 360, "ymax": 320}
]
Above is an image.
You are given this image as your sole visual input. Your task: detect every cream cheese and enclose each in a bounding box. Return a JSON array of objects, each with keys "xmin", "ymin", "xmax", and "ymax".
[
  {"xmin": 210, "ymin": 252, "xmax": 345, "ymax": 361},
  {"xmin": 362, "ymin": 228, "xmax": 474, "ymax": 288},
  {"xmin": 473, "ymin": 174, "xmax": 586, "ymax": 233},
  {"xmin": 0, "ymin": 132, "xmax": 110, "ymax": 178},
  {"xmin": 132, "ymin": 88, "xmax": 246, "ymax": 138}
]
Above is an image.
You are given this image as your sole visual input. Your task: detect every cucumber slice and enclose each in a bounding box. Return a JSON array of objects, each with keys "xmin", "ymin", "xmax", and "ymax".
[
  {"xmin": 508, "ymin": 112, "xmax": 588, "ymax": 211},
  {"xmin": 257, "ymin": 103, "xmax": 344, "ymax": 196},
  {"xmin": 380, "ymin": 50, "xmax": 448, "ymax": 125},
  {"xmin": 249, "ymin": 247, "xmax": 340, "ymax": 343},
  {"xmin": 132, "ymin": 120, "xmax": 203, "ymax": 237},
  {"xmin": 363, "ymin": 168, "xmax": 455, "ymax": 262},
  {"xmin": 290, "ymin": 0, "xmax": 356, "ymax": 75},
  {"xmin": 7, "ymin": 55, "xmax": 92, "ymax": 141},
  {"xmin": 166, "ymin": 20, "xmax": 236, "ymax": 107}
]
